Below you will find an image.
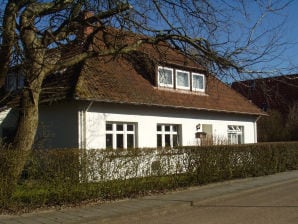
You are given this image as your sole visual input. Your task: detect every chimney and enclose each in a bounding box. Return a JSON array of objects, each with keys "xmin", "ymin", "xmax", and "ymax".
[{"xmin": 79, "ymin": 11, "xmax": 94, "ymax": 39}]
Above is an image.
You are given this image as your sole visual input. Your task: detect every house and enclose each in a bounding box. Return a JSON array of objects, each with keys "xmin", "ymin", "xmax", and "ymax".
[
  {"xmin": 232, "ymin": 74, "xmax": 298, "ymax": 141},
  {"xmin": 231, "ymin": 74, "xmax": 298, "ymax": 114},
  {"xmin": 0, "ymin": 28, "xmax": 265, "ymax": 149}
]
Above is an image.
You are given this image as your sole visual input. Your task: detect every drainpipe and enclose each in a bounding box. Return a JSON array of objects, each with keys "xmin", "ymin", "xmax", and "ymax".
[
  {"xmin": 83, "ymin": 101, "xmax": 93, "ymax": 149},
  {"xmin": 254, "ymin": 115, "xmax": 262, "ymax": 143},
  {"xmin": 78, "ymin": 100, "xmax": 93, "ymax": 149}
]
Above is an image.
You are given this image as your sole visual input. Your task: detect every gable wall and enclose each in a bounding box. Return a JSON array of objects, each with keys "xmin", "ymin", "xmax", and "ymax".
[
  {"xmin": 38, "ymin": 102, "xmax": 79, "ymax": 149},
  {"xmin": 83, "ymin": 102, "xmax": 258, "ymax": 149},
  {"xmin": 0, "ymin": 108, "xmax": 19, "ymax": 139}
]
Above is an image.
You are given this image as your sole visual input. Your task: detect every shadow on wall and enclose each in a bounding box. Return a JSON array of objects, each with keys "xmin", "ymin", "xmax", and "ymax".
[{"xmin": 0, "ymin": 109, "xmax": 19, "ymax": 143}]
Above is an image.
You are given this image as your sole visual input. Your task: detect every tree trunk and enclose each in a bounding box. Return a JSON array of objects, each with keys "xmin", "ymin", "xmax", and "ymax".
[{"xmin": 3, "ymin": 88, "xmax": 40, "ymax": 199}]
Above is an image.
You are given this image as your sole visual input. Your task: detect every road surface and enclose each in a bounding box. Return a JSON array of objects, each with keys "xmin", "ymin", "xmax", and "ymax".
[{"xmin": 101, "ymin": 179, "xmax": 298, "ymax": 224}]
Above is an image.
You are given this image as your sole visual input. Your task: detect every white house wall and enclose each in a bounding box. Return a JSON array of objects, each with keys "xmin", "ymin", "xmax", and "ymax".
[
  {"xmin": 0, "ymin": 101, "xmax": 258, "ymax": 149},
  {"xmin": 83, "ymin": 102, "xmax": 258, "ymax": 149},
  {"xmin": 0, "ymin": 108, "xmax": 19, "ymax": 137},
  {"xmin": 38, "ymin": 102, "xmax": 79, "ymax": 149}
]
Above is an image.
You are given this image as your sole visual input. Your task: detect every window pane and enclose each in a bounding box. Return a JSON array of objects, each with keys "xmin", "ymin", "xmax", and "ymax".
[
  {"xmin": 165, "ymin": 125, "xmax": 170, "ymax": 132},
  {"xmin": 238, "ymin": 134, "xmax": 242, "ymax": 144},
  {"xmin": 157, "ymin": 125, "xmax": 162, "ymax": 131},
  {"xmin": 18, "ymin": 75, "xmax": 25, "ymax": 88},
  {"xmin": 127, "ymin": 134, "xmax": 134, "ymax": 148},
  {"xmin": 116, "ymin": 134, "xmax": 124, "ymax": 148},
  {"xmin": 159, "ymin": 68, "xmax": 172, "ymax": 85},
  {"xmin": 106, "ymin": 134, "xmax": 113, "ymax": 148},
  {"xmin": 173, "ymin": 134, "xmax": 178, "ymax": 147},
  {"xmin": 6, "ymin": 75, "xmax": 17, "ymax": 90},
  {"xmin": 2, "ymin": 127, "xmax": 16, "ymax": 143},
  {"xmin": 127, "ymin": 124, "xmax": 134, "ymax": 131},
  {"xmin": 177, "ymin": 71, "xmax": 189, "ymax": 87},
  {"xmin": 106, "ymin": 123, "xmax": 113, "ymax": 131},
  {"xmin": 172, "ymin": 125, "xmax": 178, "ymax": 132},
  {"xmin": 157, "ymin": 134, "xmax": 162, "ymax": 147},
  {"xmin": 116, "ymin": 124, "xmax": 123, "ymax": 131},
  {"xmin": 193, "ymin": 75, "xmax": 204, "ymax": 89},
  {"xmin": 165, "ymin": 134, "xmax": 171, "ymax": 147}
]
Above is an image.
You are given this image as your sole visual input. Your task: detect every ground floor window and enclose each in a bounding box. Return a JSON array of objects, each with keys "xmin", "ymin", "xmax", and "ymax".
[
  {"xmin": 228, "ymin": 125, "xmax": 244, "ymax": 144},
  {"xmin": 106, "ymin": 122, "xmax": 136, "ymax": 149},
  {"xmin": 1, "ymin": 127, "xmax": 17, "ymax": 143},
  {"xmin": 157, "ymin": 124, "xmax": 180, "ymax": 148}
]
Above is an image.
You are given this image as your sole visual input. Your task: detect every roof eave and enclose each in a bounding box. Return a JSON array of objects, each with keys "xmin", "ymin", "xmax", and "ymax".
[{"xmin": 74, "ymin": 97, "xmax": 267, "ymax": 116}]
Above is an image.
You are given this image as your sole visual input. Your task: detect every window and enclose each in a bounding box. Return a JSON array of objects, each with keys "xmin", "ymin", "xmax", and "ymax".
[
  {"xmin": 157, "ymin": 124, "xmax": 180, "ymax": 148},
  {"xmin": 227, "ymin": 125, "xmax": 244, "ymax": 144},
  {"xmin": 192, "ymin": 73, "xmax": 205, "ymax": 92},
  {"xmin": 5, "ymin": 73, "xmax": 25, "ymax": 91},
  {"xmin": 106, "ymin": 122, "xmax": 136, "ymax": 149},
  {"xmin": 1, "ymin": 127, "xmax": 17, "ymax": 143},
  {"xmin": 158, "ymin": 66, "xmax": 174, "ymax": 88},
  {"xmin": 176, "ymin": 70, "xmax": 190, "ymax": 90}
]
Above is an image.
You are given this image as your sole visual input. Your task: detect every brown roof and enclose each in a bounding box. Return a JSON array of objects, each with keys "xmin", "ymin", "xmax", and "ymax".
[
  {"xmin": 232, "ymin": 74, "xmax": 298, "ymax": 115},
  {"xmin": 72, "ymin": 41, "xmax": 264, "ymax": 115},
  {"xmin": 1, "ymin": 29, "xmax": 265, "ymax": 116}
]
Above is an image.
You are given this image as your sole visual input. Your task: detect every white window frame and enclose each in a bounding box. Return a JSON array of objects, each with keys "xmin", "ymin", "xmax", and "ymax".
[
  {"xmin": 227, "ymin": 125, "xmax": 244, "ymax": 144},
  {"xmin": 176, "ymin": 69, "xmax": 190, "ymax": 90},
  {"xmin": 192, "ymin": 73, "xmax": 205, "ymax": 92},
  {"xmin": 106, "ymin": 122, "xmax": 136, "ymax": 149},
  {"xmin": 157, "ymin": 66, "xmax": 174, "ymax": 88},
  {"xmin": 157, "ymin": 124, "xmax": 180, "ymax": 148}
]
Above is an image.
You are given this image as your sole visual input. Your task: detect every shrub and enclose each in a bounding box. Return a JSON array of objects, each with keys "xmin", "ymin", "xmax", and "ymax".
[{"xmin": 0, "ymin": 142, "xmax": 297, "ymax": 212}]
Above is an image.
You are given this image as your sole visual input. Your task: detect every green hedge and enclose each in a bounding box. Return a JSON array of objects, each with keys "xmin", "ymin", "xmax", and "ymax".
[{"xmin": 0, "ymin": 142, "xmax": 297, "ymax": 212}]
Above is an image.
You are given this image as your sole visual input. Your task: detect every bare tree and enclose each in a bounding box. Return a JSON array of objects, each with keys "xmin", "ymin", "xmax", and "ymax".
[{"xmin": 0, "ymin": 0, "xmax": 294, "ymax": 193}]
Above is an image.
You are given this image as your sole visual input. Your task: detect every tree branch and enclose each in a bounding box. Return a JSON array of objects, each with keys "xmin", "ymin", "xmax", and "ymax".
[{"xmin": 0, "ymin": 0, "xmax": 28, "ymax": 84}]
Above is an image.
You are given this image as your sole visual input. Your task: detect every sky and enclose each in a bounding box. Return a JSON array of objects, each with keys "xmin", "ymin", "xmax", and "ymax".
[
  {"xmin": 277, "ymin": 1, "xmax": 298, "ymax": 73},
  {"xmin": 1, "ymin": 0, "xmax": 298, "ymax": 80},
  {"xmin": 133, "ymin": 0, "xmax": 298, "ymax": 80},
  {"xmin": 244, "ymin": 0, "xmax": 298, "ymax": 77}
]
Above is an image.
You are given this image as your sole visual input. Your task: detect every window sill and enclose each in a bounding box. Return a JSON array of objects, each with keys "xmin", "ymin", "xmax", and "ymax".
[{"xmin": 155, "ymin": 86, "xmax": 208, "ymax": 96}]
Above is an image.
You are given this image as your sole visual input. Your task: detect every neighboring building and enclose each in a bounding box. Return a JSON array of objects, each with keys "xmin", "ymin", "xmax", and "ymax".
[
  {"xmin": 232, "ymin": 74, "xmax": 298, "ymax": 141},
  {"xmin": 0, "ymin": 29, "xmax": 265, "ymax": 149},
  {"xmin": 231, "ymin": 74, "xmax": 298, "ymax": 114}
]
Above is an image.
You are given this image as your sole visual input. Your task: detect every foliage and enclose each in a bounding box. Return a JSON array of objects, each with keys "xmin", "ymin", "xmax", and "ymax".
[
  {"xmin": 0, "ymin": 142, "xmax": 297, "ymax": 213},
  {"xmin": 258, "ymin": 110, "xmax": 287, "ymax": 142},
  {"xmin": 258, "ymin": 103, "xmax": 298, "ymax": 142}
]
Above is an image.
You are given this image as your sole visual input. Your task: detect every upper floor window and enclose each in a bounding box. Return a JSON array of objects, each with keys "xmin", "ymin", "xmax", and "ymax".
[
  {"xmin": 106, "ymin": 122, "xmax": 136, "ymax": 149},
  {"xmin": 227, "ymin": 125, "xmax": 244, "ymax": 144},
  {"xmin": 157, "ymin": 65, "xmax": 206, "ymax": 93},
  {"xmin": 158, "ymin": 66, "xmax": 174, "ymax": 88},
  {"xmin": 176, "ymin": 70, "xmax": 190, "ymax": 90},
  {"xmin": 192, "ymin": 73, "xmax": 205, "ymax": 92},
  {"xmin": 5, "ymin": 73, "xmax": 25, "ymax": 91}
]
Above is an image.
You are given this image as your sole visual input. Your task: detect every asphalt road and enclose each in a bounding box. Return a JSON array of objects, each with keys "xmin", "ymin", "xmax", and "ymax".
[{"xmin": 102, "ymin": 179, "xmax": 298, "ymax": 224}]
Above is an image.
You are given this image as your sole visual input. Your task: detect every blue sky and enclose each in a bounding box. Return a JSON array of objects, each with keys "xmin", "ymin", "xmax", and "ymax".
[
  {"xmin": 278, "ymin": 1, "xmax": 298, "ymax": 72},
  {"xmin": 133, "ymin": 0, "xmax": 298, "ymax": 80},
  {"xmin": 1, "ymin": 0, "xmax": 298, "ymax": 80},
  {"xmin": 242, "ymin": 0, "xmax": 298, "ymax": 77}
]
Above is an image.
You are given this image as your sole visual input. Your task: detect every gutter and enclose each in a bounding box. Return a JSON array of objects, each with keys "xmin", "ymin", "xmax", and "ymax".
[{"xmin": 74, "ymin": 96, "xmax": 266, "ymax": 117}]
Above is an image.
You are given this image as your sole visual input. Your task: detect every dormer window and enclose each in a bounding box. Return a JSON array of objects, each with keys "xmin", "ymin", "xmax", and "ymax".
[
  {"xmin": 157, "ymin": 65, "xmax": 206, "ymax": 93},
  {"xmin": 192, "ymin": 73, "xmax": 205, "ymax": 92},
  {"xmin": 158, "ymin": 66, "xmax": 173, "ymax": 88},
  {"xmin": 176, "ymin": 70, "xmax": 190, "ymax": 90}
]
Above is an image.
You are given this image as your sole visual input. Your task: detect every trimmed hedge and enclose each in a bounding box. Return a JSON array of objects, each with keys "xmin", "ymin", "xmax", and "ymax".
[{"xmin": 0, "ymin": 142, "xmax": 297, "ymax": 212}]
